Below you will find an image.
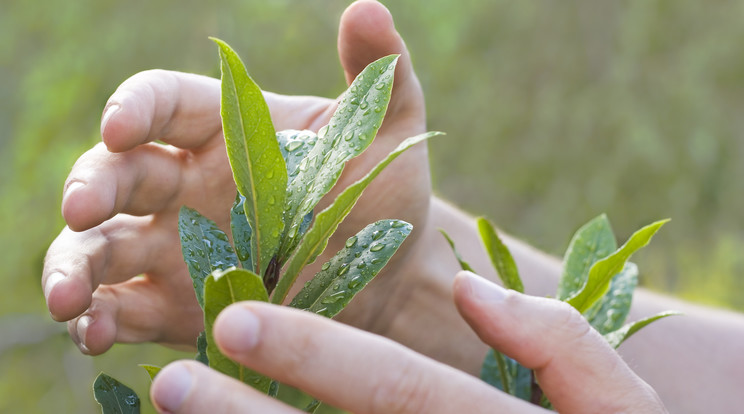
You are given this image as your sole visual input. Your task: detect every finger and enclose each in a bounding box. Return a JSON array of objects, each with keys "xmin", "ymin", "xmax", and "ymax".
[
  {"xmin": 61, "ymin": 142, "xmax": 188, "ymax": 231},
  {"xmin": 337, "ymin": 0, "xmax": 425, "ymax": 127},
  {"xmin": 66, "ymin": 277, "xmax": 203, "ymax": 355},
  {"xmin": 43, "ymin": 214, "xmax": 178, "ymax": 321},
  {"xmin": 213, "ymin": 303, "xmax": 538, "ymax": 414},
  {"xmin": 101, "ymin": 70, "xmax": 222, "ymax": 153},
  {"xmin": 453, "ymin": 271, "xmax": 666, "ymax": 414},
  {"xmin": 151, "ymin": 361, "xmax": 304, "ymax": 414}
]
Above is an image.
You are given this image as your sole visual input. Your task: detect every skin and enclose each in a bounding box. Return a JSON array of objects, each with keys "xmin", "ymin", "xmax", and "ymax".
[
  {"xmin": 149, "ymin": 272, "xmax": 665, "ymax": 414},
  {"xmin": 42, "ymin": 1, "xmax": 744, "ymax": 412}
]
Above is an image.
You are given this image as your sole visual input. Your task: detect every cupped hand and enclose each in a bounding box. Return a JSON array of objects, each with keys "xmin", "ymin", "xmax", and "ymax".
[
  {"xmin": 42, "ymin": 0, "xmax": 429, "ymax": 354},
  {"xmin": 150, "ymin": 272, "xmax": 666, "ymax": 414}
]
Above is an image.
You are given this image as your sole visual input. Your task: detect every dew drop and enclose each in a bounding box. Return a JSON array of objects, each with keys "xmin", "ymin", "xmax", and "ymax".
[
  {"xmin": 124, "ymin": 395, "xmax": 137, "ymax": 406},
  {"xmin": 346, "ymin": 236, "xmax": 358, "ymax": 248},
  {"xmin": 348, "ymin": 276, "xmax": 362, "ymax": 289},
  {"xmin": 350, "ymin": 97, "xmax": 360, "ymax": 106},
  {"xmin": 321, "ymin": 262, "xmax": 331, "ymax": 271},
  {"xmin": 318, "ymin": 125, "xmax": 329, "ymax": 138},
  {"xmin": 343, "ymin": 131, "xmax": 354, "ymax": 141},
  {"xmin": 370, "ymin": 257, "xmax": 382, "ymax": 265},
  {"xmin": 286, "ymin": 140, "xmax": 303, "ymax": 152},
  {"xmin": 337, "ymin": 263, "xmax": 350, "ymax": 276},
  {"xmin": 370, "ymin": 243, "xmax": 385, "ymax": 252},
  {"xmin": 321, "ymin": 293, "xmax": 344, "ymax": 304},
  {"xmin": 360, "ymin": 102, "xmax": 368, "ymax": 110},
  {"xmin": 356, "ymin": 261, "xmax": 367, "ymax": 269},
  {"xmin": 266, "ymin": 170, "xmax": 275, "ymax": 179},
  {"xmin": 375, "ymin": 83, "xmax": 385, "ymax": 90},
  {"xmin": 374, "ymin": 106, "xmax": 383, "ymax": 113},
  {"xmin": 372, "ymin": 230, "xmax": 385, "ymax": 240},
  {"xmin": 392, "ymin": 221, "xmax": 407, "ymax": 228},
  {"xmin": 268, "ymin": 195, "xmax": 276, "ymax": 205}
]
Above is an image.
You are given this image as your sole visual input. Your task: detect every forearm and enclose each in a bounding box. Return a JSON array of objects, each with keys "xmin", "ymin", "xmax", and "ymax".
[{"xmin": 382, "ymin": 196, "xmax": 744, "ymax": 413}]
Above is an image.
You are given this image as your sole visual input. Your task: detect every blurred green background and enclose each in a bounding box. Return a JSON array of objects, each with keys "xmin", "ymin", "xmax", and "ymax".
[{"xmin": 2, "ymin": 0, "xmax": 743, "ymax": 412}]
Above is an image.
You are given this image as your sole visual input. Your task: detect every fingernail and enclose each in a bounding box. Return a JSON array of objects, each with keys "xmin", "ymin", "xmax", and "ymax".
[
  {"xmin": 462, "ymin": 271, "xmax": 507, "ymax": 303},
  {"xmin": 76, "ymin": 315, "xmax": 92, "ymax": 354},
  {"xmin": 153, "ymin": 363, "xmax": 192, "ymax": 412},
  {"xmin": 217, "ymin": 305, "xmax": 260, "ymax": 353},
  {"xmin": 101, "ymin": 104, "xmax": 120, "ymax": 135},
  {"xmin": 44, "ymin": 272, "xmax": 65, "ymax": 301}
]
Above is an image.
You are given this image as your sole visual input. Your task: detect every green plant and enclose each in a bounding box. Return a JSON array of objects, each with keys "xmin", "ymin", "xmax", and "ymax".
[
  {"xmin": 442, "ymin": 215, "xmax": 679, "ymax": 408},
  {"xmin": 92, "ymin": 39, "xmax": 442, "ymax": 413}
]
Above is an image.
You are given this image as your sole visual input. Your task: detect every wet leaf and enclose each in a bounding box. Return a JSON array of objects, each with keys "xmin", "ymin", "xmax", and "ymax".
[
  {"xmin": 93, "ymin": 373, "xmax": 140, "ymax": 414},
  {"xmin": 178, "ymin": 206, "xmax": 239, "ymax": 308},
  {"xmin": 280, "ymin": 56, "xmax": 399, "ymax": 260},
  {"xmin": 272, "ymin": 131, "xmax": 443, "ymax": 304},
  {"xmin": 585, "ymin": 262, "xmax": 638, "ymax": 334},
  {"xmin": 567, "ymin": 219, "xmax": 669, "ymax": 313},
  {"xmin": 230, "ymin": 193, "xmax": 253, "ymax": 272},
  {"xmin": 204, "ymin": 267, "xmax": 271, "ymax": 393},
  {"xmin": 195, "ymin": 330, "xmax": 209, "ymax": 365},
  {"xmin": 276, "ymin": 129, "xmax": 319, "ymax": 183},
  {"xmin": 477, "ymin": 218, "xmax": 524, "ymax": 293},
  {"xmin": 213, "ymin": 38, "xmax": 287, "ymax": 276},
  {"xmin": 557, "ymin": 214, "xmax": 616, "ymax": 300},
  {"xmin": 480, "ymin": 349, "xmax": 532, "ymax": 401},
  {"xmin": 289, "ymin": 220, "xmax": 411, "ymax": 318},
  {"xmin": 604, "ymin": 311, "xmax": 681, "ymax": 348},
  {"xmin": 439, "ymin": 228, "xmax": 476, "ymax": 272},
  {"xmin": 138, "ymin": 365, "xmax": 161, "ymax": 382}
]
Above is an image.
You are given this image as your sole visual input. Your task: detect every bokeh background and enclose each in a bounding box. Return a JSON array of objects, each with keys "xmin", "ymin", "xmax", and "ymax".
[{"xmin": 2, "ymin": 0, "xmax": 743, "ymax": 412}]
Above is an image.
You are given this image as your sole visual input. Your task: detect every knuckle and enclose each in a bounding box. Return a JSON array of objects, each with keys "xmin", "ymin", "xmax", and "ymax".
[{"xmin": 369, "ymin": 354, "xmax": 432, "ymax": 414}]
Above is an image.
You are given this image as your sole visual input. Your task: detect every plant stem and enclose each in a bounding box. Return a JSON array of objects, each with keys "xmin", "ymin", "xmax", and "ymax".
[{"xmin": 493, "ymin": 350, "xmax": 512, "ymax": 395}]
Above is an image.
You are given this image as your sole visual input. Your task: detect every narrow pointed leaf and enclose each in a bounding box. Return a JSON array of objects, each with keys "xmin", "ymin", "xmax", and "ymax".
[
  {"xmin": 289, "ymin": 220, "xmax": 412, "ymax": 318},
  {"xmin": 477, "ymin": 218, "xmax": 524, "ymax": 293},
  {"xmin": 179, "ymin": 206, "xmax": 239, "ymax": 308},
  {"xmin": 272, "ymin": 131, "xmax": 443, "ymax": 304},
  {"xmin": 277, "ymin": 129, "xmax": 319, "ymax": 183},
  {"xmin": 204, "ymin": 268, "xmax": 271, "ymax": 393},
  {"xmin": 139, "ymin": 365, "xmax": 161, "ymax": 382},
  {"xmin": 567, "ymin": 219, "xmax": 669, "ymax": 313},
  {"xmin": 585, "ymin": 262, "xmax": 638, "ymax": 334},
  {"xmin": 604, "ymin": 311, "xmax": 681, "ymax": 348},
  {"xmin": 439, "ymin": 228, "xmax": 476, "ymax": 272},
  {"xmin": 212, "ymin": 38, "xmax": 287, "ymax": 276},
  {"xmin": 93, "ymin": 373, "xmax": 140, "ymax": 414},
  {"xmin": 281, "ymin": 55, "xmax": 399, "ymax": 259},
  {"xmin": 480, "ymin": 349, "xmax": 532, "ymax": 401},
  {"xmin": 230, "ymin": 193, "xmax": 253, "ymax": 271},
  {"xmin": 195, "ymin": 330, "xmax": 209, "ymax": 365},
  {"xmin": 557, "ymin": 214, "xmax": 616, "ymax": 300}
]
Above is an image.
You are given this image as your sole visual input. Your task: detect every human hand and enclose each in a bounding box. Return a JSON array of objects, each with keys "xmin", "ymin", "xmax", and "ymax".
[
  {"xmin": 41, "ymin": 0, "xmax": 429, "ymax": 354},
  {"xmin": 149, "ymin": 271, "xmax": 666, "ymax": 414}
]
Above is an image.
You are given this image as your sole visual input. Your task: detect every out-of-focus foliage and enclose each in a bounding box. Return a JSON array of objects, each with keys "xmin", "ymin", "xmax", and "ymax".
[{"xmin": 2, "ymin": 0, "xmax": 743, "ymax": 412}]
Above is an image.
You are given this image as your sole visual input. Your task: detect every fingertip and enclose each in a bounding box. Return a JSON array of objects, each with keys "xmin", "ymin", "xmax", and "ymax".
[
  {"xmin": 214, "ymin": 303, "xmax": 261, "ymax": 356},
  {"xmin": 151, "ymin": 361, "xmax": 195, "ymax": 413},
  {"xmin": 61, "ymin": 180, "xmax": 115, "ymax": 232},
  {"xmin": 76, "ymin": 312, "xmax": 117, "ymax": 355},
  {"xmin": 101, "ymin": 97, "xmax": 151, "ymax": 153},
  {"xmin": 46, "ymin": 273, "xmax": 92, "ymax": 322}
]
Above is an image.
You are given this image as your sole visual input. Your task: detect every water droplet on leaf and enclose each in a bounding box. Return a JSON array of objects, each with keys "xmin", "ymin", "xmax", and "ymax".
[
  {"xmin": 346, "ymin": 236, "xmax": 358, "ymax": 248},
  {"xmin": 370, "ymin": 243, "xmax": 385, "ymax": 252}
]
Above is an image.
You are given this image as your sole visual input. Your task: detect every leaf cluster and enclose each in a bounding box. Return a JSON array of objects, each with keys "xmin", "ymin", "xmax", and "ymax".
[
  {"xmin": 93, "ymin": 39, "xmax": 441, "ymax": 413},
  {"xmin": 442, "ymin": 214, "xmax": 679, "ymax": 408}
]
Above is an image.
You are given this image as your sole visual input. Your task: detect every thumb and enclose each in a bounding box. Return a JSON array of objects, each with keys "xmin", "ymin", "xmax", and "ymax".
[
  {"xmin": 453, "ymin": 271, "xmax": 666, "ymax": 414},
  {"xmin": 337, "ymin": 0, "xmax": 425, "ymax": 126}
]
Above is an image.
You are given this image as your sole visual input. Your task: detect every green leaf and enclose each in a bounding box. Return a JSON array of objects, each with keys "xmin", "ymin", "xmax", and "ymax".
[
  {"xmin": 178, "ymin": 206, "xmax": 239, "ymax": 308},
  {"xmin": 280, "ymin": 55, "xmax": 399, "ymax": 260},
  {"xmin": 289, "ymin": 220, "xmax": 412, "ymax": 318},
  {"xmin": 585, "ymin": 262, "xmax": 638, "ymax": 334},
  {"xmin": 477, "ymin": 217, "xmax": 524, "ymax": 293},
  {"xmin": 604, "ymin": 311, "xmax": 682, "ymax": 348},
  {"xmin": 276, "ymin": 129, "xmax": 319, "ymax": 183},
  {"xmin": 230, "ymin": 193, "xmax": 253, "ymax": 272},
  {"xmin": 480, "ymin": 349, "xmax": 532, "ymax": 401},
  {"xmin": 439, "ymin": 228, "xmax": 476, "ymax": 272},
  {"xmin": 304, "ymin": 399, "xmax": 321, "ymax": 413},
  {"xmin": 138, "ymin": 365, "xmax": 161, "ymax": 382},
  {"xmin": 212, "ymin": 38, "xmax": 287, "ymax": 276},
  {"xmin": 567, "ymin": 219, "xmax": 669, "ymax": 313},
  {"xmin": 204, "ymin": 268, "xmax": 271, "ymax": 392},
  {"xmin": 93, "ymin": 373, "xmax": 140, "ymax": 414},
  {"xmin": 272, "ymin": 131, "xmax": 443, "ymax": 304},
  {"xmin": 557, "ymin": 214, "xmax": 617, "ymax": 300},
  {"xmin": 195, "ymin": 330, "xmax": 209, "ymax": 365}
]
